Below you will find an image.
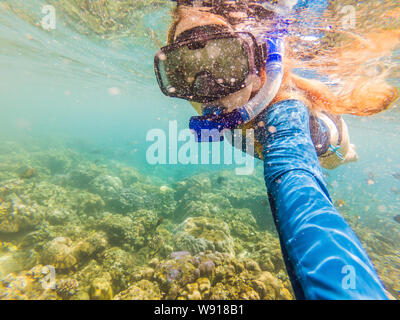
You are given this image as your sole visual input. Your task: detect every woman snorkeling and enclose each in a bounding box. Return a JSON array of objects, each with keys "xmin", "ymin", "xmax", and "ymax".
[
  {"xmin": 156, "ymin": 1, "xmax": 398, "ymax": 169},
  {"xmin": 154, "ymin": 0, "xmax": 398, "ymax": 299}
]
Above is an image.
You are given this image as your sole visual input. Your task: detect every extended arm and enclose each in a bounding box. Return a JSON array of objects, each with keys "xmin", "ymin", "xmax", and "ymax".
[{"xmin": 254, "ymin": 99, "xmax": 389, "ymax": 300}]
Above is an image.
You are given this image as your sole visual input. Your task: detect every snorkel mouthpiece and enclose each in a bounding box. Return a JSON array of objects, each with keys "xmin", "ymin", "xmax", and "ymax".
[
  {"xmin": 189, "ymin": 35, "xmax": 285, "ymax": 142},
  {"xmin": 189, "ymin": 108, "xmax": 249, "ymax": 142}
]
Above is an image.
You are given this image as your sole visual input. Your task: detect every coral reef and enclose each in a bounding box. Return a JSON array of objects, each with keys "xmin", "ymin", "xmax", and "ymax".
[
  {"xmin": 17, "ymin": 166, "xmax": 37, "ymax": 179},
  {"xmin": 89, "ymin": 175, "xmax": 123, "ymax": 210},
  {"xmin": 99, "ymin": 247, "xmax": 135, "ymax": 293},
  {"xmin": 67, "ymin": 164, "xmax": 103, "ymax": 188},
  {"xmin": 40, "ymin": 237, "xmax": 77, "ymax": 272},
  {"xmin": 0, "ymin": 141, "xmax": 398, "ymax": 301},
  {"xmin": 89, "ymin": 276, "xmax": 114, "ymax": 300},
  {"xmin": 0, "ymin": 192, "xmax": 44, "ymax": 233},
  {"xmin": 173, "ymin": 217, "xmax": 235, "ymax": 256},
  {"xmin": 0, "ymin": 265, "xmax": 59, "ymax": 300},
  {"xmin": 55, "ymin": 278, "xmax": 79, "ymax": 300},
  {"xmin": 121, "ymin": 251, "xmax": 293, "ymax": 300},
  {"xmin": 95, "ymin": 209, "xmax": 159, "ymax": 251},
  {"xmin": 114, "ymin": 280, "xmax": 162, "ymax": 300}
]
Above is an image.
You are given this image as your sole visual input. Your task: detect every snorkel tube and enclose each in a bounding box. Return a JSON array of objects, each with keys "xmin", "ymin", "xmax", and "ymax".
[{"xmin": 189, "ymin": 34, "xmax": 285, "ymax": 142}]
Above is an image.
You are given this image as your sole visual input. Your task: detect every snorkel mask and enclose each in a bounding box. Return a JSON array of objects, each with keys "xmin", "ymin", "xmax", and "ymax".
[{"xmin": 154, "ymin": 25, "xmax": 264, "ymax": 103}]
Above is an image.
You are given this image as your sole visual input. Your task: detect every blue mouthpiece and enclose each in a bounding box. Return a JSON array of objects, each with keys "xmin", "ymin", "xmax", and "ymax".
[{"xmin": 189, "ymin": 109, "xmax": 246, "ymax": 142}]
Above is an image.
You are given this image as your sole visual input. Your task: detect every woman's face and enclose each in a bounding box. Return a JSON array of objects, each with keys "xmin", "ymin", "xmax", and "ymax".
[{"xmin": 172, "ymin": 9, "xmax": 262, "ymax": 112}]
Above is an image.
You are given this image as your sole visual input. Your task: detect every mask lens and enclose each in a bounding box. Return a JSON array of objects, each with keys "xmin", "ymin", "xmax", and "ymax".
[
  {"xmin": 204, "ymin": 38, "xmax": 249, "ymax": 86},
  {"xmin": 156, "ymin": 35, "xmax": 251, "ymax": 101}
]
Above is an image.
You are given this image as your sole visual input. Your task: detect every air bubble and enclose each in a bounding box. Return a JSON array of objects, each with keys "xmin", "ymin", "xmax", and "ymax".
[{"xmin": 158, "ymin": 52, "xmax": 167, "ymax": 61}]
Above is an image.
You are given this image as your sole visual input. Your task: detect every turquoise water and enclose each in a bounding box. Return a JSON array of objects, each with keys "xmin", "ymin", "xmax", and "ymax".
[{"xmin": 0, "ymin": 1, "xmax": 399, "ymax": 299}]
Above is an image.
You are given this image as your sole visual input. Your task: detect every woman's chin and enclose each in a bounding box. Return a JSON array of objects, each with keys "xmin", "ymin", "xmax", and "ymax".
[{"xmin": 219, "ymin": 87, "xmax": 253, "ymax": 112}]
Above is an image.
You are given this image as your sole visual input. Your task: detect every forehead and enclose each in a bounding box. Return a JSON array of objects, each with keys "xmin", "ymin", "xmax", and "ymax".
[{"xmin": 173, "ymin": 9, "xmax": 231, "ymax": 40}]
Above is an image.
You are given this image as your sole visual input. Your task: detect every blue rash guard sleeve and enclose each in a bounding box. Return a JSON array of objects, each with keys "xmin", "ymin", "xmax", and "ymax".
[{"xmin": 254, "ymin": 99, "xmax": 389, "ymax": 300}]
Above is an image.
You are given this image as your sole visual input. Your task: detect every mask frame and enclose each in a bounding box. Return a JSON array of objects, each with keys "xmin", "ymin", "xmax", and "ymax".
[{"xmin": 154, "ymin": 29, "xmax": 264, "ymax": 103}]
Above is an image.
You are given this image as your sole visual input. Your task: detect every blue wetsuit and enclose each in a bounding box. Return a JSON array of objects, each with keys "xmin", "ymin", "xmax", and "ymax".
[{"xmin": 254, "ymin": 100, "xmax": 389, "ymax": 300}]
